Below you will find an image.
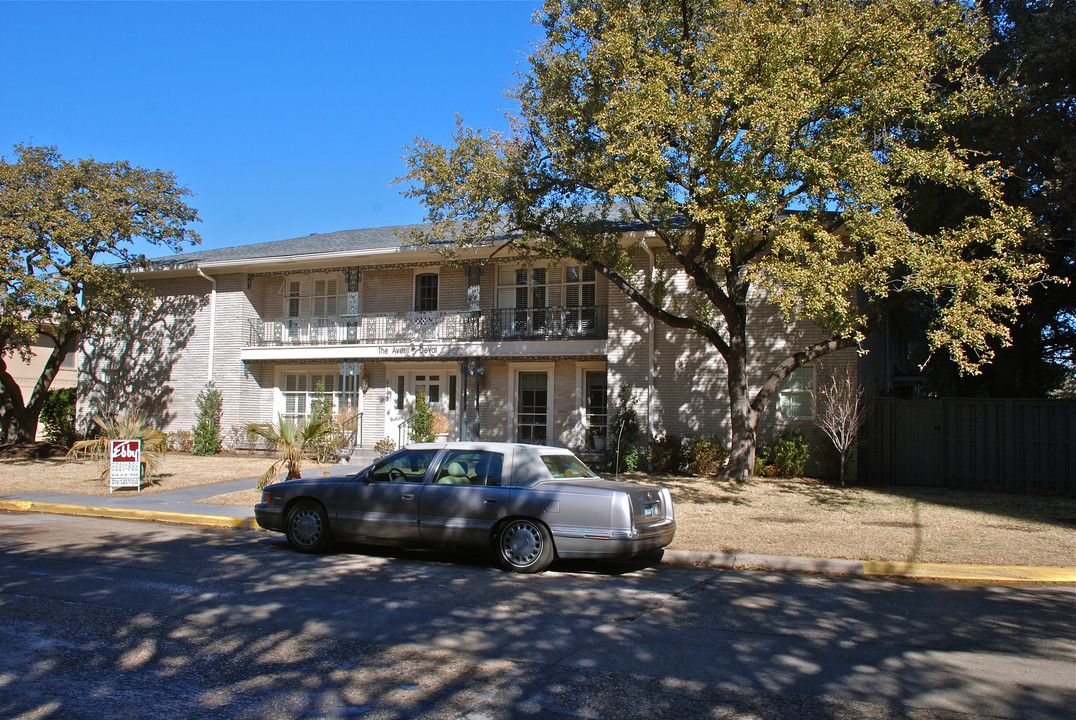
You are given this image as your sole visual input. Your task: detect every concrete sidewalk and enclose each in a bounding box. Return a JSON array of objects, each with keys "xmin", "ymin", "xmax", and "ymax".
[{"xmin": 2, "ymin": 478, "xmax": 1073, "ymax": 584}]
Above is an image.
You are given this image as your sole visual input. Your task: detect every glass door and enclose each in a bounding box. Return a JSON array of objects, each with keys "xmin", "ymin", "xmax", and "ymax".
[
  {"xmin": 517, "ymin": 372, "xmax": 548, "ymax": 444},
  {"xmin": 387, "ymin": 369, "xmax": 459, "ymax": 445}
]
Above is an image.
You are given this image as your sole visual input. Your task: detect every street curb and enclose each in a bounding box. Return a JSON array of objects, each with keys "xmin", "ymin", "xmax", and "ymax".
[
  {"xmin": 0, "ymin": 499, "xmax": 256, "ymax": 529},
  {"xmin": 662, "ymin": 549, "xmax": 1076, "ymax": 583},
  {"xmin": 3, "ymin": 500, "xmax": 1073, "ymax": 583},
  {"xmin": 859, "ymin": 560, "xmax": 1076, "ymax": 583}
]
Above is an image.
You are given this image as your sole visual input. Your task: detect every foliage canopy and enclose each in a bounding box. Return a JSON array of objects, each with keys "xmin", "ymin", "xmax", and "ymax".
[
  {"xmin": 402, "ymin": 0, "xmax": 1047, "ymax": 476},
  {"xmin": 0, "ymin": 143, "xmax": 200, "ymax": 443}
]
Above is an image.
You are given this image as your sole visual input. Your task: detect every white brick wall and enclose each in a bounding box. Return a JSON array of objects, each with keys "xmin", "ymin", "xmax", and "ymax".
[{"xmin": 77, "ymin": 244, "xmax": 870, "ymax": 480}]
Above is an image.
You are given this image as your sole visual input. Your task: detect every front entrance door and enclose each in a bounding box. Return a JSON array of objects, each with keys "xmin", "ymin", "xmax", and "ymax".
[
  {"xmin": 387, "ymin": 368, "xmax": 459, "ymax": 445},
  {"xmin": 517, "ymin": 371, "xmax": 549, "ymax": 444}
]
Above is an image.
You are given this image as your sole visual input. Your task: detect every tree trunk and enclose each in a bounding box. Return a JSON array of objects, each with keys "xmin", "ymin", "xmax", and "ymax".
[
  {"xmin": 0, "ymin": 366, "xmax": 36, "ymax": 444},
  {"xmin": 724, "ymin": 314, "xmax": 758, "ymax": 481},
  {"xmin": 0, "ymin": 330, "xmax": 76, "ymax": 445},
  {"xmin": 727, "ymin": 385, "xmax": 758, "ymax": 480}
]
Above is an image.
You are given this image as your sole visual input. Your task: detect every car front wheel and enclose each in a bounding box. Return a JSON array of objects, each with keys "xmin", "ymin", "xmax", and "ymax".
[
  {"xmin": 497, "ymin": 518, "xmax": 554, "ymax": 573},
  {"xmin": 285, "ymin": 501, "xmax": 333, "ymax": 553}
]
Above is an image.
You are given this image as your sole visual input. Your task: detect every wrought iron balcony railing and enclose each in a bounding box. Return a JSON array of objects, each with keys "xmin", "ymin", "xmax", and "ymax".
[{"xmin": 247, "ymin": 306, "xmax": 608, "ymax": 347}]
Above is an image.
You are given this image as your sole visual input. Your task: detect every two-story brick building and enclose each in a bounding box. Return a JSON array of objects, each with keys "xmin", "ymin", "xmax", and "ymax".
[{"xmin": 79, "ymin": 220, "xmax": 905, "ymax": 469}]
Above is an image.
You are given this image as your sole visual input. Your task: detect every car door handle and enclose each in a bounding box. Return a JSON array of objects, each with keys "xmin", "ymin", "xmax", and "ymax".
[
  {"xmin": 483, "ymin": 498, "xmax": 499, "ymax": 504},
  {"xmin": 402, "ymin": 493, "xmax": 415, "ymax": 500}
]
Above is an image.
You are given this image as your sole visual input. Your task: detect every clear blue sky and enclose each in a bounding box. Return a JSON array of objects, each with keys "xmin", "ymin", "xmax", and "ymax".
[{"xmin": 1, "ymin": 0, "xmax": 543, "ymax": 257}]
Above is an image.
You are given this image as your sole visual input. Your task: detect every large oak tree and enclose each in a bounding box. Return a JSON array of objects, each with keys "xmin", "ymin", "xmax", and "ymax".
[
  {"xmin": 0, "ymin": 144, "xmax": 201, "ymax": 444},
  {"xmin": 402, "ymin": 0, "xmax": 1046, "ymax": 478},
  {"xmin": 912, "ymin": 0, "xmax": 1074, "ymax": 397}
]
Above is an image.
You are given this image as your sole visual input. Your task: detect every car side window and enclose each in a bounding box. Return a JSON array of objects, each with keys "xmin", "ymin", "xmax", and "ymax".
[
  {"xmin": 369, "ymin": 449, "xmax": 438, "ymax": 483},
  {"xmin": 480, "ymin": 452, "xmax": 505, "ymax": 487},
  {"xmin": 433, "ymin": 451, "xmax": 505, "ymax": 487},
  {"xmin": 541, "ymin": 454, "xmax": 597, "ymax": 479}
]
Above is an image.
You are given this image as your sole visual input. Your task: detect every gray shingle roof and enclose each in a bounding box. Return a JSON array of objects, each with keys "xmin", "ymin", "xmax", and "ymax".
[
  {"xmin": 143, "ymin": 203, "xmax": 659, "ymax": 270},
  {"xmin": 147, "ymin": 222, "xmax": 434, "ymax": 268}
]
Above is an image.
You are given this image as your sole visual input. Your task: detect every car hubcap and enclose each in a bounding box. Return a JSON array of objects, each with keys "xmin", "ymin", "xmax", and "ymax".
[
  {"xmin": 292, "ymin": 510, "xmax": 321, "ymax": 546},
  {"xmin": 503, "ymin": 522, "xmax": 541, "ymax": 567}
]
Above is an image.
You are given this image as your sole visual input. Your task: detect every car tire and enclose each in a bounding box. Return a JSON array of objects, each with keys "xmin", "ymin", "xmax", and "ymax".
[
  {"xmin": 285, "ymin": 501, "xmax": 333, "ymax": 553},
  {"xmin": 497, "ymin": 518, "xmax": 555, "ymax": 573}
]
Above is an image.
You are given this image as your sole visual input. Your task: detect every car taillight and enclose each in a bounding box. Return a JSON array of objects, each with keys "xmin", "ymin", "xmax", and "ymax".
[{"xmin": 661, "ymin": 488, "xmax": 674, "ymax": 520}]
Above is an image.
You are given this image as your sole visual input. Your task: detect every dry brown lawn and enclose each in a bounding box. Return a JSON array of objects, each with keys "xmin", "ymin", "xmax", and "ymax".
[{"xmin": 2, "ymin": 452, "xmax": 1073, "ymax": 568}]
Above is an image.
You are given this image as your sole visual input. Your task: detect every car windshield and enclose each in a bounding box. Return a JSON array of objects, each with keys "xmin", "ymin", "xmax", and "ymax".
[{"xmin": 541, "ymin": 454, "xmax": 599, "ymax": 479}]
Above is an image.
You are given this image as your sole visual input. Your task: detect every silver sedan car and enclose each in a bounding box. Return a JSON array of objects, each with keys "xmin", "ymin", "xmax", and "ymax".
[{"xmin": 254, "ymin": 441, "xmax": 676, "ymax": 573}]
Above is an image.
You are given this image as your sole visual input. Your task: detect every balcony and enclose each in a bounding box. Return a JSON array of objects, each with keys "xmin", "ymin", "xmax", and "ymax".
[{"xmin": 247, "ymin": 306, "xmax": 608, "ymax": 347}]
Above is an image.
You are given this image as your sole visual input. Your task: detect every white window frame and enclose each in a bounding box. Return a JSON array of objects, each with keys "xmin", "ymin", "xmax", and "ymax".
[
  {"xmin": 778, "ymin": 365, "xmax": 815, "ymax": 420},
  {"xmin": 575, "ymin": 362, "xmax": 607, "ymax": 450},
  {"xmin": 496, "ymin": 262, "xmax": 596, "ymax": 311},
  {"xmin": 413, "ymin": 270, "xmax": 440, "ymax": 312},
  {"xmin": 278, "ymin": 368, "xmax": 343, "ymax": 422},
  {"xmin": 509, "ymin": 362, "xmax": 555, "ymax": 444},
  {"xmin": 279, "ymin": 272, "xmax": 345, "ymax": 318}
]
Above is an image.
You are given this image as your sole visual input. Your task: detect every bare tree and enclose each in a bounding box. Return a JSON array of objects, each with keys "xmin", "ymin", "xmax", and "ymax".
[{"xmin": 814, "ymin": 366, "xmax": 871, "ymax": 486}]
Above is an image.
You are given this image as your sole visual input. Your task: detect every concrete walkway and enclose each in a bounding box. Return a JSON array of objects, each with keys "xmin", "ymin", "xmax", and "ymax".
[{"xmin": 2, "ymin": 477, "xmax": 1073, "ymax": 584}]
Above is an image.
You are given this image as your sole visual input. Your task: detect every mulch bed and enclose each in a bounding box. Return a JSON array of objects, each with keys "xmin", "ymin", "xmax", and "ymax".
[{"xmin": 0, "ymin": 442, "xmax": 69, "ymax": 460}]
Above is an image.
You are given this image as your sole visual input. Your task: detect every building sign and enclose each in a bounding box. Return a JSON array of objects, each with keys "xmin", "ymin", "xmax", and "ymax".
[
  {"xmin": 377, "ymin": 344, "xmax": 447, "ymax": 357},
  {"xmin": 110, "ymin": 439, "xmax": 142, "ymax": 492}
]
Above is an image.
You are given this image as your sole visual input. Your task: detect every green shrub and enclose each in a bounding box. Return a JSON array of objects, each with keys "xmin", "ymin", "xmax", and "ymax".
[
  {"xmin": 773, "ymin": 431, "xmax": 810, "ymax": 477},
  {"xmin": 40, "ymin": 387, "xmax": 77, "ymax": 447},
  {"xmin": 305, "ymin": 381, "xmax": 346, "ymax": 462},
  {"xmin": 192, "ymin": 381, "xmax": 223, "ymax": 455},
  {"xmin": 409, "ymin": 391, "xmax": 436, "ymax": 443},
  {"xmin": 754, "ymin": 443, "xmax": 773, "ymax": 477},
  {"xmin": 754, "ymin": 432, "xmax": 810, "ymax": 477},
  {"xmin": 687, "ymin": 434, "xmax": 729, "ymax": 476},
  {"xmin": 650, "ymin": 433, "xmax": 686, "ymax": 474},
  {"xmin": 605, "ymin": 384, "xmax": 641, "ymax": 473}
]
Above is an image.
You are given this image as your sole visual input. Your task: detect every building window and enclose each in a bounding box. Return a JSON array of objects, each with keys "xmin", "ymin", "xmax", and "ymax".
[
  {"xmin": 585, "ymin": 370, "xmax": 607, "ymax": 448},
  {"xmin": 282, "ymin": 274, "xmax": 344, "ymax": 318},
  {"xmin": 778, "ymin": 366, "xmax": 815, "ymax": 419},
  {"xmin": 287, "ymin": 281, "xmax": 301, "ymax": 318},
  {"xmin": 415, "ymin": 273, "xmax": 439, "ymax": 312},
  {"xmin": 415, "ymin": 374, "xmax": 441, "ymax": 405},
  {"xmin": 564, "ymin": 264, "xmax": 596, "ymax": 306},
  {"xmin": 497, "ymin": 265, "xmax": 552, "ymax": 308},
  {"xmin": 312, "ymin": 278, "xmax": 339, "ymax": 316},
  {"xmin": 566, "ymin": 265, "xmax": 597, "ymax": 333},
  {"xmin": 517, "ymin": 372, "xmax": 548, "ymax": 444},
  {"xmin": 283, "ymin": 372, "xmax": 340, "ymax": 422}
]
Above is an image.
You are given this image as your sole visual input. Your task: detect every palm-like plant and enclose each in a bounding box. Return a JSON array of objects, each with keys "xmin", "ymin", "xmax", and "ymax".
[
  {"xmin": 66, "ymin": 413, "xmax": 168, "ymax": 483},
  {"xmin": 246, "ymin": 413, "xmax": 335, "ymax": 489}
]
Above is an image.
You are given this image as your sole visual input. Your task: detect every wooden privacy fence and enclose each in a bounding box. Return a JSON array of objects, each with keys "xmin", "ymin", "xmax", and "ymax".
[{"xmin": 863, "ymin": 397, "xmax": 1075, "ymax": 493}]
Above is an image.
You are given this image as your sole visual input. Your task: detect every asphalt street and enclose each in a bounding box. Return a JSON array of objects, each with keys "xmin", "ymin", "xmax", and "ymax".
[{"xmin": 1, "ymin": 512, "xmax": 1073, "ymax": 720}]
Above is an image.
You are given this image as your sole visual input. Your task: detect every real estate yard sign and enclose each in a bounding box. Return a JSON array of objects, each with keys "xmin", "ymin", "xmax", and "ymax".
[{"xmin": 110, "ymin": 439, "xmax": 142, "ymax": 492}]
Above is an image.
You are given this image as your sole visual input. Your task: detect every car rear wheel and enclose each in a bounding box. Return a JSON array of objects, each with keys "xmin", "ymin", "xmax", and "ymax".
[
  {"xmin": 497, "ymin": 518, "xmax": 554, "ymax": 573},
  {"xmin": 285, "ymin": 501, "xmax": 333, "ymax": 553}
]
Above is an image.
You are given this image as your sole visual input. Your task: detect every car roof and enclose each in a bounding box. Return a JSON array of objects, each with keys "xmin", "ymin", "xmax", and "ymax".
[{"xmin": 404, "ymin": 441, "xmax": 576, "ymax": 455}]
